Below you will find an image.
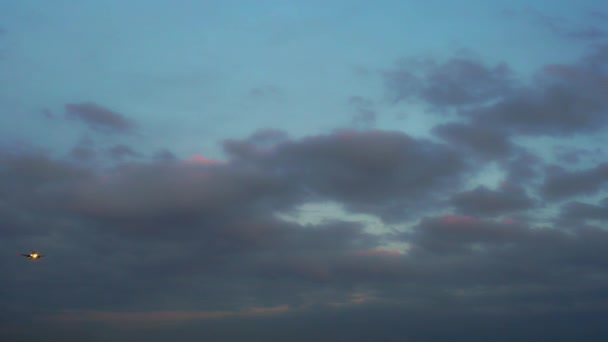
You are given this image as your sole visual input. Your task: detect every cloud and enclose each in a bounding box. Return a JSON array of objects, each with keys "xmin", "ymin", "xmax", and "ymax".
[
  {"xmin": 70, "ymin": 161, "xmax": 298, "ymax": 237},
  {"xmin": 540, "ymin": 163, "xmax": 608, "ymax": 200},
  {"xmin": 3, "ymin": 56, "xmax": 608, "ymax": 339},
  {"xmin": 65, "ymin": 102, "xmax": 135, "ymax": 134},
  {"xmin": 406, "ymin": 215, "xmax": 608, "ymax": 286},
  {"xmin": 351, "ymin": 108, "xmax": 376, "ymax": 129},
  {"xmin": 52, "ymin": 304, "xmax": 292, "ymax": 324},
  {"xmin": 386, "ymin": 45, "xmax": 608, "ymax": 137},
  {"xmin": 70, "ymin": 146, "xmax": 97, "ymax": 161},
  {"xmin": 560, "ymin": 198, "xmax": 608, "ymax": 221},
  {"xmin": 153, "ymin": 149, "xmax": 176, "ymax": 161},
  {"xmin": 501, "ymin": 150, "xmax": 544, "ymax": 185},
  {"xmin": 0, "ymin": 151, "xmax": 92, "ymax": 214},
  {"xmin": 554, "ymin": 146, "xmax": 604, "ymax": 164},
  {"xmin": 466, "ymin": 44, "xmax": 608, "ymax": 136},
  {"xmin": 2, "ymin": 136, "xmax": 608, "ymax": 340},
  {"xmin": 384, "ymin": 57, "xmax": 514, "ymax": 106},
  {"xmin": 567, "ymin": 26, "xmax": 608, "ymax": 40},
  {"xmin": 409, "ymin": 215, "xmax": 528, "ymax": 254},
  {"xmin": 450, "ymin": 185, "xmax": 535, "ymax": 217},
  {"xmin": 265, "ymin": 130, "xmax": 469, "ymax": 221},
  {"xmin": 433, "ymin": 122, "xmax": 513, "ymax": 159},
  {"xmin": 506, "ymin": 8, "xmax": 608, "ymax": 42},
  {"xmin": 348, "ymin": 96, "xmax": 377, "ymax": 128},
  {"xmin": 107, "ymin": 144, "xmax": 140, "ymax": 160}
]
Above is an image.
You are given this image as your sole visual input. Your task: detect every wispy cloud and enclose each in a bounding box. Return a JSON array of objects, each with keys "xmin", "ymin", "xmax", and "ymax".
[{"xmin": 65, "ymin": 102, "xmax": 135, "ymax": 134}]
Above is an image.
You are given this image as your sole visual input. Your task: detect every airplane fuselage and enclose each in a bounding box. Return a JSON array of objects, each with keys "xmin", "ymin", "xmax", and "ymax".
[{"xmin": 22, "ymin": 251, "xmax": 43, "ymax": 259}]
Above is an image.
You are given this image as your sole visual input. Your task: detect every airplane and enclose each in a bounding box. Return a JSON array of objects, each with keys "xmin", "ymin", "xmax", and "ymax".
[{"xmin": 20, "ymin": 251, "xmax": 44, "ymax": 260}]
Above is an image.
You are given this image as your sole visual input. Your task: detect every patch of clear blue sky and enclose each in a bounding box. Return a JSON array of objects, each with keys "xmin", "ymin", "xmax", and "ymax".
[{"xmin": 0, "ymin": 0, "xmax": 604, "ymax": 159}]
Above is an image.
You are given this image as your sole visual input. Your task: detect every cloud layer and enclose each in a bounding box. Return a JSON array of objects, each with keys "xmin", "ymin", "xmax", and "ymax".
[{"xmin": 1, "ymin": 3, "xmax": 607, "ymax": 341}]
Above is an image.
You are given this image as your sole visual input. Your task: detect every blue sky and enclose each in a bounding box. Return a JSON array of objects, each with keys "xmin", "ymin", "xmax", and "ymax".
[
  {"xmin": 2, "ymin": 0, "xmax": 602, "ymax": 157},
  {"xmin": 1, "ymin": 1, "xmax": 608, "ymax": 341}
]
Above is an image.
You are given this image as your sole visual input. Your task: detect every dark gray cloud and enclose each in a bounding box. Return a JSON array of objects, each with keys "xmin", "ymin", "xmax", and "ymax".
[
  {"xmin": 466, "ymin": 45, "xmax": 608, "ymax": 135},
  {"xmin": 404, "ymin": 215, "xmax": 608, "ymax": 297},
  {"xmin": 560, "ymin": 198, "xmax": 608, "ymax": 221},
  {"xmin": 70, "ymin": 146, "xmax": 97, "ymax": 161},
  {"xmin": 9, "ymin": 211, "xmax": 608, "ymax": 341},
  {"xmin": 386, "ymin": 45, "xmax": 608, "ymax": 137},
  {"xmin": 409, "ymin": 215, "xmax": 529, "ymax": 254},
  {"xmin": 433, "ymin": 122, "xmax": 513, "ymax": 159},
  {"xmin": 2, "ymin": 132, "xmax": 608, "ymax": 341},
  {"xmin": 106, "ymin": 144, "xmax": 140, "ymax": 160},
  {"xmin": 0, "ymin": 151, "xmax": 92, "ymax": 214},
  {"xmin": 554, "ymin": 146, "xmax": 604, "ymax": 164},
  {"xmin": 65, "ymin": 102, "xmax": 135, "ymax": 134},
  {"xmin": 6, "ymin": 302, "xmax": 608, "ymax": 342},
  {"xmin": 70, "ymin": 163, "xmax": 297, "ymax": 238},
  {"xmin": 450, "ymin": 185, "xmax": 535, "ymax": 217},
  {"xmin": 384, "ymin": 57, "xmax": 514, "ymax": 106},
  {"xmin": 501, "ymin": 150, "xmax": 544, "ymax": 185},
  {"xmin": 54, "ymin": 130, "xmax": 467, "ymax": 231},
  {"xmin": 267, "ymin": 130, "xmax": 469, "ymax": 221},
  {"xmin": 4, "ymin": 39, "xmax": 608, "ymax": 339},
  {"xmin": 69, "ymin": 137, "xmax": 97, "ymax": 162},
  {"xmin": 541, "ymin": 163, "xmax": 608, "ymax": 200},
  {"xmin": 153, "ymin": 149, "xmax": 176, "ymax": 161}
]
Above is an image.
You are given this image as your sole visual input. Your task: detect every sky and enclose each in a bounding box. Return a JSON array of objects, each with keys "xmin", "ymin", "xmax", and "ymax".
[{"xmin": 1, "ymin": 0, "xmax": 608, "ymax": 341}]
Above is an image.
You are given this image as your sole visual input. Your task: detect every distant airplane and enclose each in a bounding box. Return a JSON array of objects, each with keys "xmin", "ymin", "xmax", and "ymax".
[{"xmin": 20, "ymin": 251, "xmax": 44, "ymax": 260}]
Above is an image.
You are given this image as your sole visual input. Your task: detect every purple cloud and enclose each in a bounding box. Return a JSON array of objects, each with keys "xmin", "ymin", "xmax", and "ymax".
[
  {"xmin": 2, "ymin": 133, "xmax": 608, "ymax": 341},
  {"xmin": 433, "ymin": 122, "xmax": 513, "ymax": 159},
  {"xmin": 65, "ymin": 102, "xmax": 135, "ymax": 133},
  {"xmin": 466, "ymin": 45, "xmax": 608, "ymax": 136},
  {"xmin": 384, "ymin": 57, "xmax": 514, "ymax": 106}
]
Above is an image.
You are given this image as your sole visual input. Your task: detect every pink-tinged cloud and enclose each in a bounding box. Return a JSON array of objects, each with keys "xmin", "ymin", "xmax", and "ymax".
[
  {"xmin": 440, "ymin": 214, "xmax": 477, "ymax": 225},
  {"xmin": 50, "ymin": 304, "xmax": 291, "ymax": 324},
  {"xmin": 502, "ymin": 217, "xmax": 515, "ymax": 224},
  {"xmin": 499, "ymin": 180, "xmax": 512, "ymax": 189},
  {"xmin": 241, "ymin": 304, "xmax": 290, "ymax": 315},
  {"xmin": 355, "ymin": 249, "xmax": 401, "ymax": 257},
  {"xmin": 329, "ymin": 293, "xmax": 377, "ymax": 307},
  {"xmin": 334, "ymin": 129, "xmax": 359, "ymax": 140},
  {"xmin": 185, "ymin": 154, "xmax": 219, "ymax": 165}
]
